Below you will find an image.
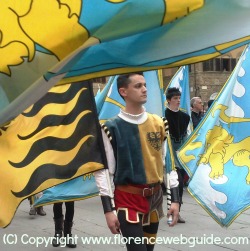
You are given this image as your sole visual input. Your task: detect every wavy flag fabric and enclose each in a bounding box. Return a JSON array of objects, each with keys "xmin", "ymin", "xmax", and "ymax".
[
  {"xmin": 2, "ymin": 0, "xmax": 250, "ymax": 126},
  {"xmin": 34, "ymin": 84, "xmax": 108, "ymax": 207},
  {"xmin": 0, "ymin": 81, "xmax": 106, "ymax": 227},
  {"xmin": 178, "ymin": 45, "xmax": 250, "ymax": 227}
]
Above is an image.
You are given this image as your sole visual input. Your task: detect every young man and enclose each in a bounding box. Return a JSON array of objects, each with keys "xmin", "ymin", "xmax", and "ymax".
[
  {"xmin": 190, "ymin": 97, "xmax": 204, "ymax": 129},
  {"xmin": 95, "ymin": 73, "xmax": 180, "ymax": 251},
  {"xmin": 165, "ymin": 87, "xmax": 190, "ymax": 224}
]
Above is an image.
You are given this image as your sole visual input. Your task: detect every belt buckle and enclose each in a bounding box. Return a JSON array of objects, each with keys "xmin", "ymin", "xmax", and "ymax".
[{"xmin": 143, "ymin": 187, "xmax": 154, "ymax": 197}]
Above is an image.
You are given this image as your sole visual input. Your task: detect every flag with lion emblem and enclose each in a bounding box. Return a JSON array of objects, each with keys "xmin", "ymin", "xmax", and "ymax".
[{"xmin": 178, "ymin": 45, "xmax": 250, "ymax": 227}]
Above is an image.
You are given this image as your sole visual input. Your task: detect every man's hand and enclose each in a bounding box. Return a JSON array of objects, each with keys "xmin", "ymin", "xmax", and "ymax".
[
  {"xmin": 105, "ymin": 211, "xmax": 120, "ymax": 234},
  {"xmin": 167, "ymin": 202, "xmax": 179, "ymax": 227}
]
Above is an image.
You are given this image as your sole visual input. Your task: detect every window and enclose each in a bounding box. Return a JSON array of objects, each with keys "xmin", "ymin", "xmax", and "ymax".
[
  {"xmin": 203, "ymin": 59, "xmax": 214, "ymax": 71},
  {"xmin": 203, "ymin": 56, "xmax": 235, "ymax": 72},
  {"xmin": 215, "ymin": 58, "xmax": 221, "ymax": 71},
  {"xmin": 222, "ymin": 57, "xmax": 230, "ymax": 71}
]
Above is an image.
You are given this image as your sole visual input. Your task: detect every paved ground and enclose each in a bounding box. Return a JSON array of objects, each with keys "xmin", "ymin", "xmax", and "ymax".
[{"xmin": 1, "ymin": 189, "xmax": 250, "ymax": 251}]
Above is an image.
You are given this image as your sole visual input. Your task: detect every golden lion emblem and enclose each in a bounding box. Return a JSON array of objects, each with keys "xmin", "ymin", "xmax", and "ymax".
[{"xmin": 199, "ymin": 125, "xmax": 250, "ymax": 184}]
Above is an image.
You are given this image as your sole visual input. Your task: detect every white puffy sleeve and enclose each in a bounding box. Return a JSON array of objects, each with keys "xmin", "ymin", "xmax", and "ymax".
[{"xmin": 94, "ymin": 129, "xmax": 116, "ymax": 196}]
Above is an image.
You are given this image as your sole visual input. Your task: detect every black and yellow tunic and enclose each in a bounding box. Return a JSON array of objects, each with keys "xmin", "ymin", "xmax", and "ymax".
[{"xmin": 105, "ymin": 113, "xmax": 166, "ymax": 186}]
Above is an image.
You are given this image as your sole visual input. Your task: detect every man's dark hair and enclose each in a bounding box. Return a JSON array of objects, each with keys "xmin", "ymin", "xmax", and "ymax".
[
  {"xmin": 166, "ymin": 87, "xmax": 181, "ymax": 100},
  {"xmin": 117, "ymin": 72, "xmax": 143, "ymax": 99},
  {"xmin": 117, "ymin": 72, "xmax": 144, "ymax": 89}
]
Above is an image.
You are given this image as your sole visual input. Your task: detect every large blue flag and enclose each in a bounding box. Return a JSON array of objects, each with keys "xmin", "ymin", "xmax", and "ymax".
[
  {"xmin": 178, "ymin": 45, "xmax": 250, "ymax": 227},
  {"xmin": 1, "ymin": 0, "xmax": 250, "ymax": 126}
]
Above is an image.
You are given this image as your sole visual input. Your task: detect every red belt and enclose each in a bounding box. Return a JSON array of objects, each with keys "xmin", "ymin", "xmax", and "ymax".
[{"xmin": 116, "ymin": 184, "xmax": 161, "ymax": 197}]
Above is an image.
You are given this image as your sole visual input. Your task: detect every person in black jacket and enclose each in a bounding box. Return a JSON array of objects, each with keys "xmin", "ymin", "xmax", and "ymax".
[{"xmin": 165, "ymin": 87, "xmax": 190, "ymax": 223}]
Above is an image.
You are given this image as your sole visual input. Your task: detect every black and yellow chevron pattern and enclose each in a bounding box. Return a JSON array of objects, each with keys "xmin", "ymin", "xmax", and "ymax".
[{"xmin": 0, "ymin": 81, "xmax": 106, "ymax": 227}]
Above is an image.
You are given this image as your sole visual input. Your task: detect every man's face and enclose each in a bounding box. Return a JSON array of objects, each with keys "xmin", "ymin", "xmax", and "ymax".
[
  {"xmin": 194, "ymin": 98, "xmax": 203, "ymax": 112},
  {"xmin": 168, "ymin": 95, "xmax": 181, "ymax": 111},
  {"xmin": 121, "ymin": 74, "xmax": 147, "ymax": 105}
]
